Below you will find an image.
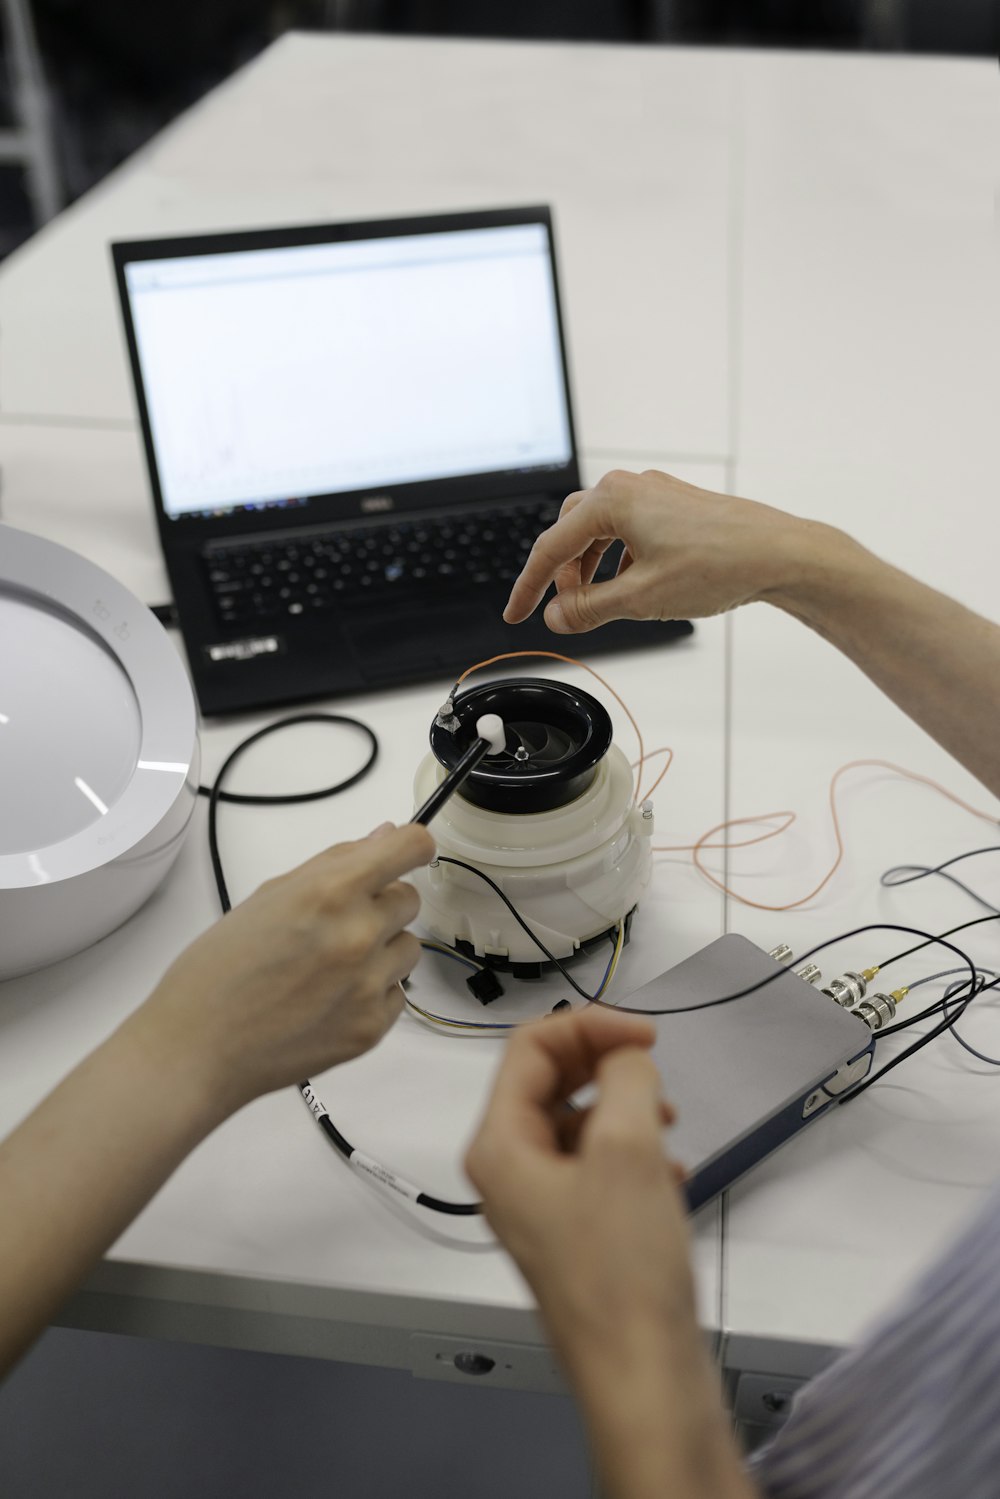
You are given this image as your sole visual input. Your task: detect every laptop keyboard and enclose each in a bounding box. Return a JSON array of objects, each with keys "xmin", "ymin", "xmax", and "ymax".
[{"xmin": 203, "ymin": 498, "xmax": 564, "ymax": 629}]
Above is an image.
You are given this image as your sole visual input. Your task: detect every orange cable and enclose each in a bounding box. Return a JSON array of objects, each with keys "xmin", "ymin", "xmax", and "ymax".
[
  {"xmin": 455, "ymin": 656, "xmax": 999, "ymax": 911},
  {"xmin": 630, "ymin": 745, "xmax": 675, "ymax": 805},
  {"xmin": 654, "ymin": 811, "xmax": 797, "ymax": 855},
  {"xmin": 669, "ymin": 759, "xmax": 1000, "ymax": 912}
]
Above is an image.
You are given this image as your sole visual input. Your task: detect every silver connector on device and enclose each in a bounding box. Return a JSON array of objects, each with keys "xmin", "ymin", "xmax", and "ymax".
[
  {"xmin": 768, "ymin": 945, "xmax": 823, "ymax": 988},
  {"xmin": 854, "ymin": 993, "xmax": 897, "ymax": 1032},
  {"xmin": 822, "ymin": 972, "xmax": 868, "ymax": 1009},
  {"xmin": 795, "ymin": 963, "xmax": 823, "ymax": 986}
]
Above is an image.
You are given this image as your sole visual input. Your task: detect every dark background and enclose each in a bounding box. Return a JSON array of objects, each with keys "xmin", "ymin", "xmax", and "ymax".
[{"xmin": 1, "ymin": 0, "xmax": 997, "ymax": 256}]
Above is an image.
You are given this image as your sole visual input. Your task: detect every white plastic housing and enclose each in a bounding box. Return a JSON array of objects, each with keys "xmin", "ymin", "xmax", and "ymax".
[
  {"xmin": 0, "ymin": 525, "xmax": 200, "ymax": 980},
  {"xmin": 412, "ymin": 743, "xmax": 653, "ymax": 963}
]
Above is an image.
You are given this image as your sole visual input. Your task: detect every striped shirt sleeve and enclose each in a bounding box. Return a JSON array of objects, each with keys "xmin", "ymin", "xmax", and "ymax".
[{"xmin": 748, "ymin": 1181, "xmax": 1000, "ymax": 1499}]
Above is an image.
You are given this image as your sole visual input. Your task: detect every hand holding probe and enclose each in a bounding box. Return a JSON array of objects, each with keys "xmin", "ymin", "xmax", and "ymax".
[{"xmin": 410, "ymin": 714, "xmax": 506, "ymax": 826}]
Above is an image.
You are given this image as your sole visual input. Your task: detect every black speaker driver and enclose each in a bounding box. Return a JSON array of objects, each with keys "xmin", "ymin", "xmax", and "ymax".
[{"xmin": 431, "ymin": 677, "xmax": 613, "ymax": 814}]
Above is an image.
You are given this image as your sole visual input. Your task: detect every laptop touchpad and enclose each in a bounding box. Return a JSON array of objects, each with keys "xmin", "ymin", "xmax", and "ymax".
[{"xmin": 344, "ymin": 601, "xmax": 498, "ymax": 678}]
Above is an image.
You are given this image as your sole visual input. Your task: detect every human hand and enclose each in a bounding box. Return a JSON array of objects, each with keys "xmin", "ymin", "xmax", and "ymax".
[
  {"xmin": 466, "ymin": 1010, "xmax": 761, "ymax": 1499},
  {"xmin": 465, "ymin": 1008, "xmax": 696, "ymax": 1384},
  {"xmin": 130, "ymin": 822, "xmax": 435, "ymax": 1116},
  {"xmin": 503, "ymin": 468, "xmax": 833, "ymax": 634}
]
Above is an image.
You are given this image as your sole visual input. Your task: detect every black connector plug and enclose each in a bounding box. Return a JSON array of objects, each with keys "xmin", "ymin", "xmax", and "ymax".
[{"xmin": 466, "ymin": 968, "xmax": 505, "ymax": 1006}]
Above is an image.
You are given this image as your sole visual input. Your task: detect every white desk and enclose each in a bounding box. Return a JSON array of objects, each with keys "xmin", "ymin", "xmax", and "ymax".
[
  {"xmin": 0, "ymin": 33, "xmax": 733, "ymax": 456},
  {"xmin": 1, "ymin": 33, "xmax": 999, "ymax": 1412},
  {"xmin": 0, "ymin": 413, "xmax": 728, "ymax": 1380},
  {"xmin": 723, "ymin": 453, "xmax": 1000, "ymax": 1407},
  {"xmin": 722, "ymin": 48, "xmax": 1000, "ymax": 1406}
]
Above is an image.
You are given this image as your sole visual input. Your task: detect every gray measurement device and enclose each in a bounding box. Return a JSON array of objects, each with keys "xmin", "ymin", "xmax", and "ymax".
[{"xmin": 600, "ymin": 934, "xmax": 875, "ymax": 1209}]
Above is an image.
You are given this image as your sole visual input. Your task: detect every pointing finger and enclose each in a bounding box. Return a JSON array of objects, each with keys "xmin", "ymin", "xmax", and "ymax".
[{"xmin": 503, "ymin": 492, "xmax": 610, "ymax": 623}]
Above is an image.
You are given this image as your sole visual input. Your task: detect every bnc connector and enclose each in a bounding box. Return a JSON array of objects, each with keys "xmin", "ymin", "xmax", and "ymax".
[
  {"xmin": 822, "ymin": 972, "xmax": 868, "ymax": 1009},
  {"xmin": 855, "ymin": 992, "xmax": 897, "ymax": 1032},
  {"xmin": 768, "ymin": 945, "xmax": 822, "ymax": 987}
]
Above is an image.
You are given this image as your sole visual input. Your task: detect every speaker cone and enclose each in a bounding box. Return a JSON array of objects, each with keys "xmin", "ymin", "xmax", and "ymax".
[{"xmin": 431, "ymin": 678, "xmax": 613, "ymax": 813}]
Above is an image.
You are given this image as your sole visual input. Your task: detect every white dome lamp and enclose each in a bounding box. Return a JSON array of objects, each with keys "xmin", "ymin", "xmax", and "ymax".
[
  {"xmin": 0, "ymin": 524, "xmax": 199, "ymax": 981},
  {"xmin": 413, "ymin": 677, "xmax": 653, "ymax": 972}
]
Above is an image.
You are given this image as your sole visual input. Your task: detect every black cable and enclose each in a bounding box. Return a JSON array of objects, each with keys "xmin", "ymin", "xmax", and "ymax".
[
  {"xmin": 436, "ymin": 856, "xmax": 1000, "ymax": 1117},
  {"xmin": 299, "ymin": 1080, "xmax": 481, "ymax": 1216},
  {"xmin": 841, "ymin": 1007, "xmax": 972, "ymax": 1102},
  {"xmin": 605, "ymin": 922, "xmax": 984, "ymax": 1018},
  {"xmin": 861, "ymin": 860, "xmax": 1000, "ymax": 1071},
  {"xmin": 875, "ymin": 978, "xmax": 976, "ymax": 1038},
  {"xmin": 880, "ymin": 846, "xmax": 1000, "ymax": 916},
  {"xmin": 418, "ymin": 1193, "xmax": 480, "ymax": 1216},
  {"xmin": 941, "ymin": 972, "xmax": 1000, "ymax": 1067},
  {"xmin": 869, "ymin": 849, "xmax": 1000, "ymax": 1041},
  {"xmin": 202, "ymin": 714, "xmax": 481, "ymax": 1217},
  {"xmin": 838, "ymin": 980, "xmax": 990, "ymax": 1103},
  {"xmin": 198, "ymin": 716, "xmax": 378, "ymax": 803},
  {"xmin": 201, "ymin": 712, "xmax": 378, "ymax": 914},
  {"xmin": 447, "ymin": 855, "xmax": 991, "ymax": 1015},
  {"xmin": 888, "ymin": 868, "xmax": 999, "ymax": 914},
  {"xmin": 841, "ymin": 957, "xmax": 1000, "ymax": 1105},
  {"xmin": 435, "ymin": 855, "xmax": 599, "ymax": 1002},
  {"xmin": 874, "ymin": 943, "xmax": 991, "ymax": 1039},
  {"xmin": 435, "ymin": 858, "xmax": 997, "ymax": 1078},
  {"xmin": 868, "ymin": 912, "xmax": 1000, "ymax": 974},
  {"xmin": 864, "ymin": 916, "xmax": 1000, "ymax": 1040},
  {"xmin": 207, "ymin": 738, "xmax": 1000, "ymax": 1169}
]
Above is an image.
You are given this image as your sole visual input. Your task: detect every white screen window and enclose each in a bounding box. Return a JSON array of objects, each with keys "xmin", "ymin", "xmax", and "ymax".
[{"xmin": 124, "ymin": 224, "xmax": 573, "ymax": 519}]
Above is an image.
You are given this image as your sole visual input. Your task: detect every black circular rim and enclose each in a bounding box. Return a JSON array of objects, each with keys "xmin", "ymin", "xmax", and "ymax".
[{"xmin": 430, "ymin": 677, "xmax": 613, "ymax": 813}]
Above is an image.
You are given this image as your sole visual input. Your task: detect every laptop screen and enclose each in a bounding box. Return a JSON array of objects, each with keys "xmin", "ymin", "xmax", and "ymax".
[{"xmin": 121, "ymin": 222, "xmax": 574, "ymax": 522}]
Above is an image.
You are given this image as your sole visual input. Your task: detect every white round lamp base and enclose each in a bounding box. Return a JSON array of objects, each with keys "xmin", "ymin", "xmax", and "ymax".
[{"xmin": 0, "ymin": 525, "xmax": 199, "ymax": 980}]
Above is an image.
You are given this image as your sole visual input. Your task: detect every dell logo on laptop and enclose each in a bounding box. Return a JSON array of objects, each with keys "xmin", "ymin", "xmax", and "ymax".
[{"xmin": 361, "ymin": 495, "xmax": 394, "ymax": 513}]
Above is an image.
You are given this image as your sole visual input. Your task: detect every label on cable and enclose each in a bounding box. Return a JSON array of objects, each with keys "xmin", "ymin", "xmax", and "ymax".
[
  {"xmin": 350, "ymin": 1151, "xmax": 421, "ymax": 1202},
  {"xmin": 300, "ymin": 1083, "xmax": 327, "ymax": 1120}
]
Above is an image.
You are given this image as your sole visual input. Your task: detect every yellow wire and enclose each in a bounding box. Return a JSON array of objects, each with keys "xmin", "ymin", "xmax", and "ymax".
[
  {"xmin": 419, "ymin": 938, "xmax": 485, "ymax": 971},
  {"xmin": 596, "ymin": 922, "xmax": 626, "ymax": 999},
  {"xmin": 409, "ymin": 920, "xmax": 627, "ymax": 1035},
  {"xmin": 404, "ymin": 997, "xmax": 510, "ymax": 1034}
]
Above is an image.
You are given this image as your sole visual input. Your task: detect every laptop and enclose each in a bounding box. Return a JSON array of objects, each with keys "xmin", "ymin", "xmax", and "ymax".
[{"xmin": 112, "ymin": 207, "xmax": 693, "ymax": 716}]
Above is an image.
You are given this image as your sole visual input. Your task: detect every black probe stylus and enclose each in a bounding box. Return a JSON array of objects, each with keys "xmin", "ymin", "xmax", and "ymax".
[{"xmin": 410, "ymin": 713, "xmax": 506, "ymax": 826}]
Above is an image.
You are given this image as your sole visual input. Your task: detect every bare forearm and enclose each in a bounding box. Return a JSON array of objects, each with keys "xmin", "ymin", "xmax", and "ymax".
[
  {"xmin": 771, "ymin": 523, "xmax": 1000, "ymax": 802},
  {"xmin": 553, "ymin": 1317, "xmax": 756, "ymax": 1499},
  {"xmin": 0, "ymin": 824, "xmax": 433, "ymax": 1382},
  {"xmin": 0, "ymin": 1011, "xmax": 223, "ymax": 1379}
]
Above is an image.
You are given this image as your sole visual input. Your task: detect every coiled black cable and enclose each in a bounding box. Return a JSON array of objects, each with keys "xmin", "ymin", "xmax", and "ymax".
[{"xmin": 199, "ymin": 711, "xmax": 379, "ymax": 913}]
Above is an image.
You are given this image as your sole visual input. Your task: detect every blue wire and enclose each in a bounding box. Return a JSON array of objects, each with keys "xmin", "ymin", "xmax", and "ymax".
[{"xmin": 594, "ymin": 935, "xmax": 619, "ymax": 999}]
